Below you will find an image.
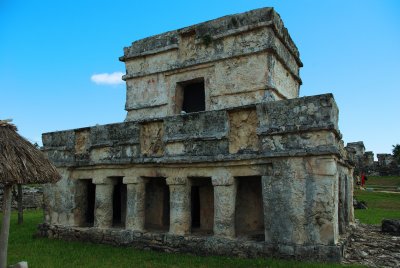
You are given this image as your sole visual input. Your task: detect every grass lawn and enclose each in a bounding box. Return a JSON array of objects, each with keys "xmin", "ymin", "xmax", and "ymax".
[
  {"xmin": 365, "ymin": 175, "xmax": 400, "ymax": 190},
  {"xmin": 354, "ymin": 189, "xmax": 400, "ymax": 224},
  {"xmin": 0, "ymin": 211, "xmax": 362, "ymax": 268},
  {"xmin": 7, "ymin": 176, "xmax": 399, "ymax": 267}
]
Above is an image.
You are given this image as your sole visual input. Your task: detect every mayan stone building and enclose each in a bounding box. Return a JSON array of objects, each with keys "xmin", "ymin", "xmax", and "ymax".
[{"xmin": 39, "ymin": 8, "xmax": 354, "ymax": 262}]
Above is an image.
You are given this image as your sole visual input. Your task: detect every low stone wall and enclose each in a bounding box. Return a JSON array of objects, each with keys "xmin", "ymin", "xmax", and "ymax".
[
  {"xmin": 36, "ymin": 224, "xmax": 344, "ymax": 262},
  {"xmin": 0, "ymin": 186, "xmax": 43, "ymax": 211}
]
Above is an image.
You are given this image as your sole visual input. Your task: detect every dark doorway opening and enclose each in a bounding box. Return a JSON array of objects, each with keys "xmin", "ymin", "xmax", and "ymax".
[
  {"xmin": 235, "ymin": 176, "xmax": 264, "ymax": 241},
  {"xmin": 85, "ymin": 181, "xmax": 96, "ymax": 227},
  {"xmin": 144, "ymin": 177, "xmax": 170, "ymax": 231},
  {"xmin": 180, "ymin": 79, "xmax": 205, "ymax": 113},
  {"xmin": 112, "ymin": 177, "xmax": 127, "ymax": 228},
  {"xmin": 190, "ymin": 177, "xmax": 213, "ymax": 234},
  {"xmin": 191, "ymin": 186, "xmax": 201, "ymax": 228}
]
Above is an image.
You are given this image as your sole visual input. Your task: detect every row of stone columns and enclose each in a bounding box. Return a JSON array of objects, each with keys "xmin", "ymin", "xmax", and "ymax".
[{"xmin": 90, "ymin": 175, "xmax": 240, "ymax": 238}]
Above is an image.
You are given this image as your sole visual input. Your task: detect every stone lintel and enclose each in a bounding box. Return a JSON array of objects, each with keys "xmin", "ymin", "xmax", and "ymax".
[
  {"xmin": 123, "ymin": 176, "xmax": 143, "ymax": 184},
  {"xmin": 306, "ymin": 157, "xmax": 337, "ymax": 176},
  {"xmin": 211, "ymin": 174, "xmax": 234, "ymax": 186},
  {"xmin": 166, "ymin": 177, "xmax": 187, "ymax": 185},
  {"xmin": 92, "ymin": 177, "xmax": 118, "ymax": 185}
]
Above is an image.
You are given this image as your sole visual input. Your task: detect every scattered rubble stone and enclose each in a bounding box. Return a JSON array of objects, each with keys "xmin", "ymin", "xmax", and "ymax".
[{"xmin": 343, "ymin": 223, "xmax": 400, "ymax": 267}]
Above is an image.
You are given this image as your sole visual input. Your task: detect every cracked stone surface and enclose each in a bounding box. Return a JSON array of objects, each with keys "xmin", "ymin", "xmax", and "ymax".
[{"xmin": 343, "ymin": 223, "xmax": 400, "ymax": 267}]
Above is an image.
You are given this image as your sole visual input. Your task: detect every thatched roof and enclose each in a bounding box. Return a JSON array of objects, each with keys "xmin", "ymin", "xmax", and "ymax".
[{"xmin": 0, "ymin": 120, "xmax": 61, "ymax": 186}]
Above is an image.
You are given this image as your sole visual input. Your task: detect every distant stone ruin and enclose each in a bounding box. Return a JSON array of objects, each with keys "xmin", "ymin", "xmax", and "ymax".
[
  {"xmin": 346, "ymin": 141, "xmax": 400, "ymax": 176},
  {"xmin": 38, "ymin": 8, "xmax": 354, "ymax": 262},
  {"xmin": 0, "ymin": 185, "xmax": 43, "ymax": 211}
]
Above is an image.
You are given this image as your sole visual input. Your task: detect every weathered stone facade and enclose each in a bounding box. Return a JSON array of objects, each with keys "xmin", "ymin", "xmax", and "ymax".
[
  {"xmin": 346, "ymin": 141, "xmax": 400, "ymax": 176},
  {"xmin": 40, "ymin": 8, "xmax": 354, "ymax": 262}
]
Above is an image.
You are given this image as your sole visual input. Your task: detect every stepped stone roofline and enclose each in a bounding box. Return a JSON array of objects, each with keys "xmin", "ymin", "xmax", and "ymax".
[
  {"xmin": 347, "ymin": 141, "xmax": 365, "ymax": 150},
  {"xmin": 119, "ymin": 7, "xmax": 302, "ymax": 67}
]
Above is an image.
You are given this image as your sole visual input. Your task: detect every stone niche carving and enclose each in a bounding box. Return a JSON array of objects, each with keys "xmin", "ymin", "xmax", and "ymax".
[
  {"xmin": 40, "ymin": 7, "xmax": 354, "ymax": 263},
  {"xmin": 228, "ymin": 109, "xmax": 258, "ymax": 154},
  {"xmin": 140, "ymin": 122, "xmax": 164, "ymax": 157}
]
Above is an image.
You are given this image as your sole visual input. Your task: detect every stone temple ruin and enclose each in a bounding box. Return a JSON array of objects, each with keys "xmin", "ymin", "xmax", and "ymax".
[
  {"xmin": 39, "ymin": 8, "xmax": 354, "ymax": 262},
  {"xmin": 346, "ymin": 141, "xmax": 400, "ymax": 176}
]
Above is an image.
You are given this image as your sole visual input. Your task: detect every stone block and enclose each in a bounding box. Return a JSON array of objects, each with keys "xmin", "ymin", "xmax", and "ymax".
[
  {"xmin": 164, "ymin": 110, "xmax": 228, "ymax": 142},
  {"xmin": 165, "ymin": 142, "xmax": 185, "ymax": 155}
]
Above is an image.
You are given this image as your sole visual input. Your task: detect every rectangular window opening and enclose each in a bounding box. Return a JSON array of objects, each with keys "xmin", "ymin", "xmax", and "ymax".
[
  {"xmin": 177, "ymin": 78, "xmax": 205, "ymax": 114},
  {"xmin": 235, "ymin": 176, "xmax": 264, "ymax": 241}
]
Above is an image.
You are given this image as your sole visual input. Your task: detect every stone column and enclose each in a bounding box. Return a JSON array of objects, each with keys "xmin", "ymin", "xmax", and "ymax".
[
  {"xmin": 212, "ymin": 174, "xmax": 237, "ymax": 238},
  {"xmin": 166, "ymin": 177, "xmax": 190, "ymax": 235},
  {"xmin": 124, "ymin": 177, "xmax": 146, "ymax": 231},
  {"xmin": 93, "ymin": 178, "xmax": 115, "ymax": 229}
]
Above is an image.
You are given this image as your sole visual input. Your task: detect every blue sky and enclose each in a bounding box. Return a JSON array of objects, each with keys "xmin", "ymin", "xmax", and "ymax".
[{"xmin": 1, "ymin": 0, "xmax": 399, "ymax": 157}]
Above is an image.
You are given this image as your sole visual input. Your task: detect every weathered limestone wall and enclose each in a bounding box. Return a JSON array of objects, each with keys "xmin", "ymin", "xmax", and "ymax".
[
  {"xmin": 41, "ymin": 94, "xmax": 353, "ymax": 261},
  {"xmin": 121, "ymin": 8, "xmax": 302, "ymax": 121},
  {"xmin": 263, "ymin": 157, "xmax": 340, "ymax": 246},
  {"xmin": 42, "ymin": 94, "xmax": 341, "ymax": 168},
  {"xmin": 346, "ymin": 142, "xmax": 365, "ymax": 157},
  {"xmin": 43, "ymin": 168, "xmax": 77, "ymax": 226},
  {"xmin": 378, "ymin": 154, "xmax": 394, "ymax": 166}
]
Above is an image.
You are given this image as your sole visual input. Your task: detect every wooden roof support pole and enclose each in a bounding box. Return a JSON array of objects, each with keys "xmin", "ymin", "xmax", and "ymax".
[
  {"xmin": 0, "ymin": 184, "xmax": 12, "ymax": 268},
  {"xmin": 17, "ymin": 184, "xmax": 23, "ymax": 225}
]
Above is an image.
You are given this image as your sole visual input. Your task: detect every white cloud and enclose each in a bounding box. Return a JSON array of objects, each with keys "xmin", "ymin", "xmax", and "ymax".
[{"xmin": 91, "ymin": 72, "xmax": 124, "ymax": 85}]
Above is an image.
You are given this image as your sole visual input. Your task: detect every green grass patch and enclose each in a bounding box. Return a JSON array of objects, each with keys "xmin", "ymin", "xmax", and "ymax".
[
  {"xmin": 366, "ymin": 176, "xmax": 400, "ymax": 188},
  {"xmin": 1, "ymin": 211, "xmax": 362, "ymax": 268},
  {"xmin": 354, "ymin": 189, "xmax": 400, "ymax": 224}
]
